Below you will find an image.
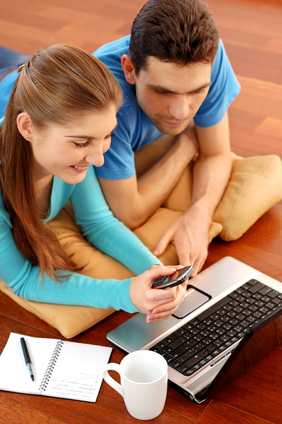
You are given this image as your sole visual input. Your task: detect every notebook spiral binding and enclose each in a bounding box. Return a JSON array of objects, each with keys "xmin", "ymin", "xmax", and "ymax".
[{"xmin": 39, "ymin": 340, "xmax": 64, "ymax": 391}]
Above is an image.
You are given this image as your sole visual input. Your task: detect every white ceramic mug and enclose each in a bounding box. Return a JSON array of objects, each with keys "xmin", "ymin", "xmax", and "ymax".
[{"xmin": 103, "ymin": 350, "xmax": 168, "ymax": 420}]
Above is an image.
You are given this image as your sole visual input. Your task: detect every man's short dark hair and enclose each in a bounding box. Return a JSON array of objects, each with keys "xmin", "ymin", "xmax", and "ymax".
[{"xmin": 129, "ymin": 0, "xmax": 220, "ymax": 75}]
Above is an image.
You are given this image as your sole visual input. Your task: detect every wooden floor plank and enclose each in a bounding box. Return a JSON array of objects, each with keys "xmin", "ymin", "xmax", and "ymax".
[
  {"xmin": 247, "ymin": 348, "xmax": 282, "ymax": 386},
  {"xmin": 0, "ymin": 293, "xmax": 64, "ymax": 339},
  {"xmin": 256, "ymin": 118, "xmax": 282, "ymax": 140},
  {"xmin": 198, "ymin": 400, "xmax": 274, "ymax": 424},
  {"xmin": 0, "ymin": 394, "xmax": 67, "ymax": 424},
  {"xmin": 213, "ymin": 373, "xmax": 282, "ymax": 424},
  {"xmin": 229, "ymin": 127, "xmax": 282, "ymax": 157}
]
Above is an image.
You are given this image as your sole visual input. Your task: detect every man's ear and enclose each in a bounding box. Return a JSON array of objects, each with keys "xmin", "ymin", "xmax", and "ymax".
[
  {"xmin": 121, "ymin": 54, "xmax": 136, "ymax": 85},
  {"xmin": 17, "ymin": 112, "xmax": 34, "ymax": 142}
]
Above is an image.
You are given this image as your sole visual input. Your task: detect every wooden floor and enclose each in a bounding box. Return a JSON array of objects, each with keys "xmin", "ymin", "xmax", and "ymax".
[{"xmin": 1, "ymin": 0, "xmax": 282, "ymax": 423}]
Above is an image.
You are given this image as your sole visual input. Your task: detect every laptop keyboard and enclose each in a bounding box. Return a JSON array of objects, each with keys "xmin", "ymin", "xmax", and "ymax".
[{"xmin": 149, "ymin": 279, "xmax": 282, "ymax": 377}]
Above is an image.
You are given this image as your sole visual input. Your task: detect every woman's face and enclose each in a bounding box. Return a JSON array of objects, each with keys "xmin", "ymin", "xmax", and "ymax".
[{"xmin": 27, "ymin": 104, "xmax": 118, "ymax": 184}]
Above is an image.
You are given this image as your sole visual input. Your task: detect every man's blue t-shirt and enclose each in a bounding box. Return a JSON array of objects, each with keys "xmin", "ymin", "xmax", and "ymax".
[
  {"xmin": 94, "ymin": 35, "xmax": 240, "ymax": 180},
  {"xmin": 0, "ymin": 35, "xmax": 240, "ymax": 180}
]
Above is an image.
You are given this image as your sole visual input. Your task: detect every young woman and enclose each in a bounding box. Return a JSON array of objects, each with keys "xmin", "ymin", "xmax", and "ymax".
[{"xmin": 0, "ymin": 44, "xmax": 187, "ymax": 323}]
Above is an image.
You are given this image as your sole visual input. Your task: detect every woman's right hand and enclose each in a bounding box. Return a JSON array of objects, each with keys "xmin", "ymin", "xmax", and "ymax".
[{"xmin": 129, "ymin": 265, "xmax": 187, "ymax": 323}]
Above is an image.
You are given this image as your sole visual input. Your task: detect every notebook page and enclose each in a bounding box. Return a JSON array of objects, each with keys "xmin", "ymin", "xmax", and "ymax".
[
  {"xmin": 0, "ymin": 333, "xmax": 60, "ymax": 395},
  {"xmin": 43, "ymin": 341, "xmax": 112, "ymax": 402}
]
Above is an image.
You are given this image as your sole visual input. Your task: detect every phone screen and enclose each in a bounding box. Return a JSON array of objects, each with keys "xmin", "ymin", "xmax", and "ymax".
[{"xmin": 152, "ymin": 266, "xmax": 193, "ymax": 289}]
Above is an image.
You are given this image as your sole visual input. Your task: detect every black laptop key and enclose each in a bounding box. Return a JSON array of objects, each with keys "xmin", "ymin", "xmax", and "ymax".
[
  {"xmin": 163, "ymin": 334, "xmax": 177, "ymax": 344},
  {"xmin": 246, "ymin": 315, "xmax": 256, "ymax": 323},
  {"xmin": 259, "ymin": 286, "xmax": 273, "ymax": 296},
  {"xmin": 229, "ymin": 318, "xmax": 240, "ymax": 326},
  {"xmin": 195, "ymin": 342, "xmax": 206, "ymax": 350},
  {"xmin": 268, "ymin": 290, "xmax": 281, "ymax": 298},
  {"xmin": 196, "ymin": 322, "xmax": 207, "ymax": 331},
  {"xmin": 266, "ymin": 301, "xmax": 275, "ymax": 309},
  {"xmin": 174, "ymin": 328, "xmax": 187, "ymax": 338},
  {"xmin": 233, "ymin": 306, "xmax": 243, "ymax": 313},
  {"xmin": 246, "ymin": 297, "xmax": 256, "ymax": 304},
  {"xmin": 172, "ymin": 344, "xmax": 189, "ymax": 358},
  {"xmin": 242, "ymin": 309, "xmax": 252, "ymax": 317},
  {"xmin": 226, "ymin": 311, "xmax": 236, "ymax": 318},
  {"xmin": 189, "ymin": 318, "xmax": 201, "ymax": 326},
  {"xmin": 255, "ymin": 300, "xmax": 265, "ymax": 308},
  {"xmin": 250, "ymin": 282, "xmax": 265, "ymax": 293},
  {"xmin": 261, "ymin": 296, "xmax": 271, "ymax": 303},
  {"xmin": 185, "ymin": 355, "xmax": 202, "ymax": 368},
  {"xmin": 249, "ymin": 304, "xmax": 259, "ymax": 311},
  {"xmin": 247, "ymin": 279, "xmax": 259, "ymax": 287},
  {"xmin": 164, "ymin": 355, "xmax": 174, "ymax": 364},
  {"xmin": 249, "ymin": 281, "xmax": 265, "ymax": 293},
  {"xmin": 226, "ymin": 329, "xmax": 237, "ymax": 337},
  {"xmin": 170, "ymin": 360, "xmax": 181, "ymax": 369},
  {"xmin": 162, "ymin": 345, "xmax": 174, "ymax": 355},
  {"xmin": 178, "ymin": 350, "xmax": 193, "ymax": 361},
  {"xmin": 240, "ymin": 320, "xmax": 250, "ymax": 328},
  {"xmin": 213, "ymin": 339, "xmax": 223, "ymax": 347},
  {"xmin": 200, "ymin": 329, "xmax": 212, "ymax": 338},
  {"xmin": 215, "ymin": 327, "xmax": 225, "ymax": 336},
  {"xmin": 169, "ymin": 337, "xmax": 186, "ymax": 350},
  {"xmin": 177, "ymin": 364, "xmax": 189, "ymax": 374},
  {"xmin": 150, "ymin": 345, "xmax": 161, "ymax": 353}
]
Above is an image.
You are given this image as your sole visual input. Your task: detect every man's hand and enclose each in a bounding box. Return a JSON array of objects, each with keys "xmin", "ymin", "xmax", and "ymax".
[
  {"xmin": 153, "ymin": 204, "xmax": 210, "ymax": 276},
  {"xmin": 152, "ymin": 113, "xmax": 232, "ymax": 276},
  {"xmin": 130, "ymin": 265, "xmax": 187, "ymax": 322}
]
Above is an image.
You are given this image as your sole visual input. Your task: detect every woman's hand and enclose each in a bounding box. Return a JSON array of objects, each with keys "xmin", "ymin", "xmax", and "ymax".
[{"xmin": 129, "ymin": 265, "xmax": 187, "ymax": 323}]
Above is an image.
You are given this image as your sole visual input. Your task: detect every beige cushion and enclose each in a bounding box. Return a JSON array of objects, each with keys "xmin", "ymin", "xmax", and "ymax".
[
  {"xmin": 214, "ymin": 154, "xmax": 282, "ymax": 241},
  {"xmin": 0, "ymin": 279, "xmax": 115, "ymax": 339}
]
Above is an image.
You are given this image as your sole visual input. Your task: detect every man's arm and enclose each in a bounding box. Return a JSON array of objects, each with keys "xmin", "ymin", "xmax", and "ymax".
[
  {"xmin": 153, "ymin": 112, "xmax": 232, "ymax": 274},
  {"xmin": 98, "ymin": 124, "xmax": 198, "ymax": 229}
]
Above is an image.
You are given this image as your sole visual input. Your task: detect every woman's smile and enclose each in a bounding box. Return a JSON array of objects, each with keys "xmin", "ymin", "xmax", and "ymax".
[{"xmin": 70, "ymin": 164, "xmax": 89, "ymax": 173}]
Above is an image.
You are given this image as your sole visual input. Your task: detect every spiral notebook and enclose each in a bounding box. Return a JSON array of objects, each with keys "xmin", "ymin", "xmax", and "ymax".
[{"xmin": 0, "ymin": 333, "xmax": 112, "ymax": 402}]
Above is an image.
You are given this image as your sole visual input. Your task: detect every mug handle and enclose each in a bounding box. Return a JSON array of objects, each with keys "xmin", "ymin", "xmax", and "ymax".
[{"xmin": 103, "ymin": 363, "xmax": 123, "ymax": 396}]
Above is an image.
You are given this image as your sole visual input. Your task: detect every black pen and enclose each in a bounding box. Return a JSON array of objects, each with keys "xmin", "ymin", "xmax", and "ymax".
[{"xmin": 20, "ymin": 337, "xmax": 34, "ymax": 381}]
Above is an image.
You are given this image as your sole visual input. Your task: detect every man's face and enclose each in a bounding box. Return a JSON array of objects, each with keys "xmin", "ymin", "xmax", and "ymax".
[{"xmin": 133, "ymin": 57, "xmax": 212, "ymax": 135}]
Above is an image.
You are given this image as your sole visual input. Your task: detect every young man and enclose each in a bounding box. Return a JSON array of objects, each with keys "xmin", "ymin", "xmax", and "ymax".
[{"xmin": 93, "ymin": 0, "xmax": 240, "ymax": 275}]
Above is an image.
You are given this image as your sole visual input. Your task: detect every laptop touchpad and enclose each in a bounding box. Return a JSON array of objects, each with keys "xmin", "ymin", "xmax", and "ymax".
[{"xmin": 173, "ymin": 286, "xmax": 210, "ymax": 319}]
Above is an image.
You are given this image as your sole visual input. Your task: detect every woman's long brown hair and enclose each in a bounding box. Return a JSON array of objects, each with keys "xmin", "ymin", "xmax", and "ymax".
[{"xmin": 0, "ymin": 44, "xmax": 122, "ymax": 280}]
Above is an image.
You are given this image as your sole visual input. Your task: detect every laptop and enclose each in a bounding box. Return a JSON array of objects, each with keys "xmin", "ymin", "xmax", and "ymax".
[{"xmin": 107, "ymin": 256, "xmax": 282, "ymax": 403}]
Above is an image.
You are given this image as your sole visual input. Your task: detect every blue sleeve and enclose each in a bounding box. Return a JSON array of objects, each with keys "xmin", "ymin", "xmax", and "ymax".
[
  {"xmin": 0, "ymin": 168, "xmax": 161, "ymax": 313},
  {"xmin": 95, "ymin": 109, "xmax": 137, "ymax": 180},
  {"xmin": 194, "ymin": 40, "xmax": 240, "ymax": 128},
  {"xmin": 0, "ymin": 69, "xmax": 18, "ymax": 118},
  {"xmin": 95, "ymin": 98, "xmax": 164, "ymax": 180},
  {"xmin": 0, "ymin": 215, "xmax": 138, "ymax": 312},
  {"xmin": 70, "ymin": 166, "xmax": 161, "ymax": 273}
]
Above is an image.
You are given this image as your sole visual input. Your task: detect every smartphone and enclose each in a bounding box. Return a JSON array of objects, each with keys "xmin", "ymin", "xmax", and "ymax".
[{"xmin": 152, "ymin": 266, "xmax": 194, "ymax": 289}]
